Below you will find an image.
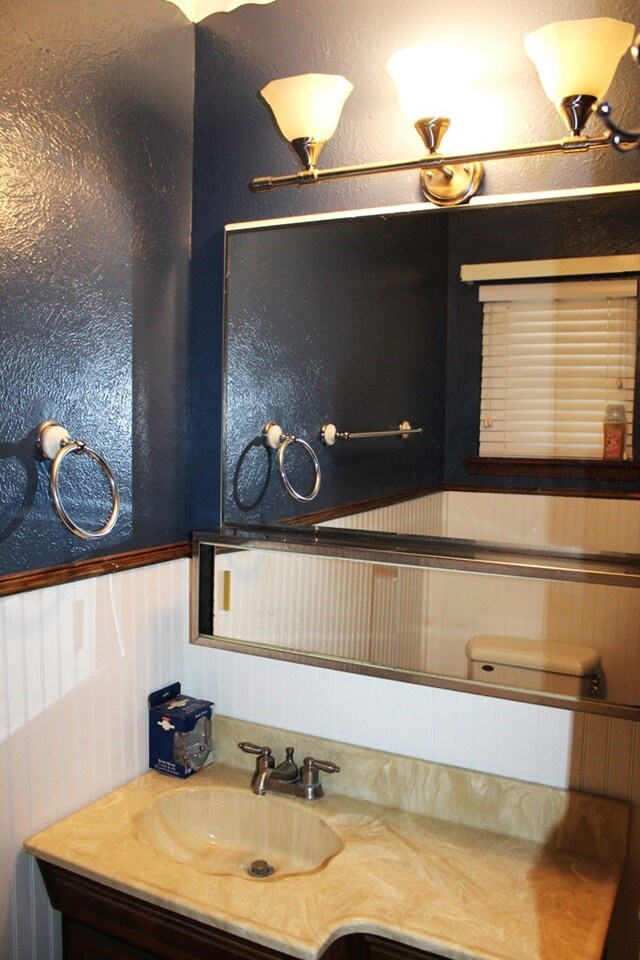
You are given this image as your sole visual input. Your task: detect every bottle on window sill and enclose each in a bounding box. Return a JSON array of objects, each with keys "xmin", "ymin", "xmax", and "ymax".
[{"xmin": 603, "ymin": 403, "xmax": 627, "ymax": 460}]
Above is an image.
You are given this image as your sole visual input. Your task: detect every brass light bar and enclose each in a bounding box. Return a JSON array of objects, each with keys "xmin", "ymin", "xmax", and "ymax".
[
  {"xmin": 250, "ymin": 132, "xmax": 614, "ymax": 201},
  {"xmin": 250, "ymin": 19, "xmax": 639, "ymax": 207}
]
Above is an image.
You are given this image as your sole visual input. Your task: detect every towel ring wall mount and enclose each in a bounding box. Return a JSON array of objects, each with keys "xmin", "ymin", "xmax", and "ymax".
[
  {"xmin": 262, "ymin": 421, "xmax": 321, "ymax": 502},
  {"xmin": 36, "ymin": 420, "xmax": 119, "ymax": 539}
]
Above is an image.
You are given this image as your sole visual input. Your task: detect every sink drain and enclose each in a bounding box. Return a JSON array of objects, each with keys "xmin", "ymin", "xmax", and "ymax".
[{"xmin": 247, "ymin": 859, "xmax": 275, "ymax": 878}]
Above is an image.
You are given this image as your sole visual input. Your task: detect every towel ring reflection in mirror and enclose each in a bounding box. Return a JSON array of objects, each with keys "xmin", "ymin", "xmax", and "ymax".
[
  {"xmin": 36, "ymin": 420, "xmax": 120, "ymax": 539},
  {"xmin": 261, "ymin": 421, "xmax": 321, "ymax": 502}
]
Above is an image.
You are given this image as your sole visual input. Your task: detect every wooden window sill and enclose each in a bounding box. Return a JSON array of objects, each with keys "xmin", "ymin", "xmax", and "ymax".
[{"xmin": 466, "ymin": 457, "xmax": 640, "ymax": 481}]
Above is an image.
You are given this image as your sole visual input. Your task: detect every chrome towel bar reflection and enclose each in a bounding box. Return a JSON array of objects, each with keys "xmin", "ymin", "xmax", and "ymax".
[
  {"xmin": 262, "ymin": 422, "xmax": 321, "ymax": 502},
  {"xmin": 321, "ymin": 420, "xmax": 423, "ymax": 445},
  {"xmin": 36, "ymin": 420, "xmax": 119, "ymax": 539}
]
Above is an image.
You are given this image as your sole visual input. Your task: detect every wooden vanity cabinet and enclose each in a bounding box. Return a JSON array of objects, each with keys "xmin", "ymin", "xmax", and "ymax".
[{"xmin": 38, "ymin": 862, "xmax": 446, "ymax": 960}]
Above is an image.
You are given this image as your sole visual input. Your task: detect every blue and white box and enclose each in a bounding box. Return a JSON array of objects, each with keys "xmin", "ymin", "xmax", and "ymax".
[{"xmin": 148, "ymin": 682, "xmax": 214, "ymax": 778}]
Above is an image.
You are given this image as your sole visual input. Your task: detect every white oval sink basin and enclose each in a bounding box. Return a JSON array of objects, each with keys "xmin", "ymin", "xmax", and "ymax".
[{"xmin": 134, "ymin": 786, "xmax": 343, "ymax": 879}]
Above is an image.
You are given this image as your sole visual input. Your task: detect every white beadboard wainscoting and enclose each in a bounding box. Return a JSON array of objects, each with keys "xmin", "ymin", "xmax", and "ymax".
[
  {"xmin": 2, "ymin": 555, "xmax": 639, "ymax": 959},
  {"xmin": 0, "ymin": 560, "xmax": 189, "ymax": 960}
]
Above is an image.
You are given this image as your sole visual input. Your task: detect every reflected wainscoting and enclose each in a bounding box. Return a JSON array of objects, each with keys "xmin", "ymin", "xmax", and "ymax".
[
  {"xmin": 210, "ymin": 545, "xmax": 640, "ymax": 702},
  {"xmin": 324, "ymin": 488, "xmax": 640, "ymax": 551},
  {"xmin": 327, "ymin": 490, "xmax": 640, "ymax": 703},
  {"xmin": 2, "ymin": 553, "xmax": 640, "ymax": 959},
  {"xmin": 209, "ymin": 491, "xmax": 640, "ymax": 705}
]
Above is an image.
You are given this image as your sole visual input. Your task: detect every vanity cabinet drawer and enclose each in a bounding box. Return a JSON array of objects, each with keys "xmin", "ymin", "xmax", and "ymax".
[
  {"xmin": 39, "ymin": 861, "xmax": 295, "ymax": 960},
  {"xmin": 40, "ymin": 862, "xmax": 448, "ymax": 960},
  {"xmin": 360, "ymin": 936, "xmax": 445, "ymax": 960},
  {"xmin": 66, "ymin": 921, "xmax": 159, "ymax": 960}
]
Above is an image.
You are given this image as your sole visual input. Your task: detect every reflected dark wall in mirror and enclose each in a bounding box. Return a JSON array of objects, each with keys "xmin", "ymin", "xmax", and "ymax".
[
  {"xmin": 224, "ymin": 192, "xmax": 640, "ymax": 529},
  {"xmin": 224, "ymin": 212, "xmax": 449, "ymax": 525}
]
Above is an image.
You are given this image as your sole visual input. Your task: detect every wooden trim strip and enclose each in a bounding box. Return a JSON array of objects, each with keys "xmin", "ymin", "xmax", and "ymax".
[
  {"xmin": 0, "ymin": 542, "xmax": 191, "ymax": 599},
  {"xmin": 466, "ymin": 457, "xmax": 640, "ymax": 482},
  {"xmin": 279, "ymin": 486, "xmax": 441, "ymax": 527},
  {"xmin": 445, "ymin": 482, "xmax": 640, "ymax": 501}
]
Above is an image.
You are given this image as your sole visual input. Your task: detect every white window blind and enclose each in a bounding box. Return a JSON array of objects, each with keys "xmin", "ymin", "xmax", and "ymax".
[{"xmin": 479, "ymin": 278, "xmax": 638, "ymax": 459}]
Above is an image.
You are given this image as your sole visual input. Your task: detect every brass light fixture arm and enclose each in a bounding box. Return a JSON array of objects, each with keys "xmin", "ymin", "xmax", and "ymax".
[
  {"xmin": 250, "ymin": 133, "xmax": 614, "ymax": 204},
  {"xmin": 598, "ymin": 102, "xmax": 640, "ymax": 151},
  {"xmin": 597, "ymin": 33, "xmax": 640, "ymax": 152}
]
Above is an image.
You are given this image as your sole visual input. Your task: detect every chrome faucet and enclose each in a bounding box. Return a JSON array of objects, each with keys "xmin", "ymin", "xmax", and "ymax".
[{"xmin": 238, "ymin": 742, "xmax": 340, "ymax": 799}]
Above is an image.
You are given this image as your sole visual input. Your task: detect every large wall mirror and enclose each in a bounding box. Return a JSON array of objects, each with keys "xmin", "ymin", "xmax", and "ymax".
[{"xmin": 193, "ymin": 187, "xmax": 640, "ymax": 720}]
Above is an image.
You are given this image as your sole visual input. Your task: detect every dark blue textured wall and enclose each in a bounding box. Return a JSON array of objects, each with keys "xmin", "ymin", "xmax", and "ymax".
[
  {"xmin": 3, "ymin": 0, "xmax": 640, "ymax": 576},
  {"xmin": 221, "ymin": 192, "xmax": 640, "ymax": 524},
  {"xmin": 0, "ymin": 0, "xmax": 193, "ymax": 576},
  {"xmin": 190, "ymin": 0, "xmax": 640, "ymax": 531}
]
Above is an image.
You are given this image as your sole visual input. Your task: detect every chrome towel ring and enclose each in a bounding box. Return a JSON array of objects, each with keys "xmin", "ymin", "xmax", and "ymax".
[
  {"xmin": 262, "ymin": 422, "xmax": 321, "ymax": 502},
  {"xmin": 36, "ymin": 420, "xmax": 119, "ymax": 539}
]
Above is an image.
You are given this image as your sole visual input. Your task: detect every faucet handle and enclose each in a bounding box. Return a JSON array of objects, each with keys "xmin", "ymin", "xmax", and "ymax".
[
  {"xmin": 300, "ymin": 757, "xmax": 340, "ymax": 798},
  {"xmin": 301, "ymin": 756, "xmax": 340, "ymax": 779},
  {"xmin": 238, "ymin": 741, "xmax": 272, "ymax": 757},
  {"xmin": 238, "ymin": 742, "xmax": 274, "ymax": 769},
  {"xmin": 238, "ymin": 742, "xmax": 275, "ymax": 793}
]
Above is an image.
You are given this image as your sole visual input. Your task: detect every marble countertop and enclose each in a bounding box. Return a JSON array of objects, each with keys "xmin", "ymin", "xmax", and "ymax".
[{"xmin": 24, "ymin": 716, "xmax": 629, "ymax": 960}]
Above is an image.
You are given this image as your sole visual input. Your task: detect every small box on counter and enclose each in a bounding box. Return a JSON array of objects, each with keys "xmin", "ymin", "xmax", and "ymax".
[{"xmin": 148, "ymin": 682, "xmax": 214, "ymax": 778}]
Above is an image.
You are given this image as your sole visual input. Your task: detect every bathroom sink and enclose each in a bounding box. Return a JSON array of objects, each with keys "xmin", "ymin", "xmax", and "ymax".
[{"xmin": 134, "ymin": 786, "xmax": 343, "ymax": 879}]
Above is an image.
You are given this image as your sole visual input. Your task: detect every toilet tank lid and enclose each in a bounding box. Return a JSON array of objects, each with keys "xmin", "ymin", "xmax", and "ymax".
[{"xmin": 466, "ymin": 635, "xmax": 601, "ymax": 675}]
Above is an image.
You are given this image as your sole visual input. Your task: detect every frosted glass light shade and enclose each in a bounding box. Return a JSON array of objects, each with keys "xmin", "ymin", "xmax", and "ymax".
[
  {"xmin": 387, "ymin": 44, "xmax": 464, "ymax": 122},
  {"xmin": 165, "ymin": 0, "xmax": 276, "ymax": 21},
  {"xmin": 260, "ymin": 74, "xmax": 353, "ymax": 142},
  {"xmin": 525, "ymin": 18, "xmax": 635, "ymax": 104}
]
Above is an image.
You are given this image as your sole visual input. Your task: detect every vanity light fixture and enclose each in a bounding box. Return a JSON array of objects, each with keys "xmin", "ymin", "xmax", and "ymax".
[
  {"xmin": 525, "ymin": 18, "xmax": 635, "ymax": 136},
  {"xmin": 385, "ymin": 43, "xmax": 485, "ymax": 206},
  {"xmin": 250, "ymin": 17, "xmax": 639, "ymax": 206},
  {"xmin": 259, "ymin": 74, "xmax": 354, "ymax": 171}
]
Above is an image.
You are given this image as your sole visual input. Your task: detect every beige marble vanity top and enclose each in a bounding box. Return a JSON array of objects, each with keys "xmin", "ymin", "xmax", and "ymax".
[{"xmin": 24, "ymin": 716, "xmax": 629, "ymax": 960}]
